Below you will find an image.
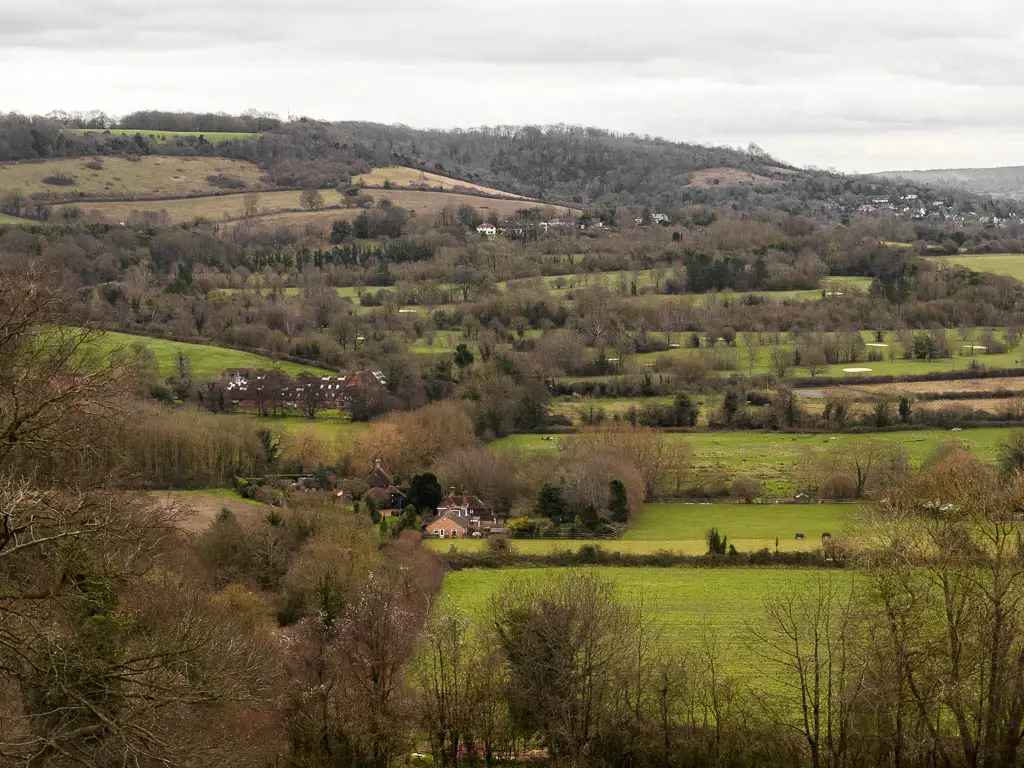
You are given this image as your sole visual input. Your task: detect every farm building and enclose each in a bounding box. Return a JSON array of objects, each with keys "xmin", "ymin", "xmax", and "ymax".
[
  {"xmin": 339, "ymin": 369, "xmax": 388, "ymax": 406},
  {"xmin": 221, "ymin": 368, "xmax": 386, "ymax": 411},
  {"xmin": 365, "ymin": 458, "xmax": 407, "ymax": 515},
  {"xmin": 476, "ymin": 222, "xmax": 497, "ymax": 236},
  {"xmin": 426, "ymin": 489, "xmax": 500, "ymax": 535},
  {"xmin": 426, "ymin": 513, "xmax": 469, "ymax": 539}
]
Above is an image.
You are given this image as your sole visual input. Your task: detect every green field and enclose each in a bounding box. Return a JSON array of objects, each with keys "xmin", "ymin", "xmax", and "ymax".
[
  {"xmin": 928, "ymin": 254, "xmax": 1024, "ymax": 281},
  {"xmin": 441, "ymin": 567, "xmax": 833, "ymax": 660},
  {"xmin": 425, "ymin": 501, "xmax": 852, "ymax": 556},
  {"xmin": 0, "ymin": 156, "xmax": 265, "ymax": 198},
  {"xmin": 0, "ymin": 213, "xmax": 34, "ymax": 226},
  {"xmin": 96, "ymin": 330, "xmax": 332, "ymax": 379},
  {"xmin": 234, "ymin": 414, "xmax": 369, "ymax": 444},
  {"xmin": 624, "ymin": 501, "xmax": 852, "ymax": 544},
  {"xmin": 632, "ymin": 327, "xmax": 1024, "ymax": 378},
  {"xmin": 493, "ymin": 428, "xmax": 1016, "ymax": 494},
  {"xmin": 66, "ymin": 128, "xmax": 258, "ymax": 145}
]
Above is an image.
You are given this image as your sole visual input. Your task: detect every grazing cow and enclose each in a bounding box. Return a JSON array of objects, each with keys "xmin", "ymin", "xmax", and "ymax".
[{"xmin": 795, "ymin": 532, "xmax": 805, "ymax": 540}]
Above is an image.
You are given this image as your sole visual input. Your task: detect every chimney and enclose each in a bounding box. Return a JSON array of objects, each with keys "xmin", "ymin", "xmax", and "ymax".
[
  {"xmin": 449, "ymin": 486, "xmax": 456, "ymax": 497},
  {"xmin": 374, "ymin": 457, "xmax": 382, "ymax": 469}
]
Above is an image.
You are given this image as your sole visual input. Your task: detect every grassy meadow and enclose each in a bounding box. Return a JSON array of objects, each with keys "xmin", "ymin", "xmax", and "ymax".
[
  {"xmin": 234, "ymin": 414, "xmax": 369, "ymax": 445},
  {"xmin": 0, "ymin": 213, "xmax": 34, "ymax": 226},
  {"xmin": 351, "ymin": 166, "xmax": 529, "ymax": 199},
  {"xmin": 425, "ymin": 501, "xmax": 853, "ymax": 556},
  {"xmin": 440, "ymin": 566, "xmax": 836, "ymax": 663},
  {"xmin": 623, "ymin": 501, "xmax": 852, "ymax": 544},
  {"xmin": 96, "ymin": 330, "xmax": 332, "ymax": 379},
  {"xmin": 0, "ymin": 156, "xmax": 265, "ymax": 198},
  {"xmin": 928, "ymin": 253, "xmax": 1024, "ymax": 281}
]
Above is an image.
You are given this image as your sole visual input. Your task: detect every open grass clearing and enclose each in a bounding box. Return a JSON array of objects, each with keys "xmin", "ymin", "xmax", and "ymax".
[
  {"xmin": 66, "ymin": 128, "xmax": 258, "ymax": 145},
  {"xmin": 95, "ymin": 330, "xmax": 331, "ymax": 379},
  {"xmin": 351, "ymin": 166, "xmax": 529, "ymax": 199},
  {"xmin": 928, "ymin": 253, "xmax": 1024, "ymax": 281},
  {"xmin": 1, "ymin": 156, "xmax": 265, "ymax": 198},
  {"xmin": 625, "ymin": 502, "xmax": 852, "ymax": 542},
  {"xmin": 232, "ymin": 414, "xmax": 369, "ymax": 445},
  {"xmin": 425, "ymin": 501, "xmax": 852, "ymax": 556},
  {"xmin": 440, "ymin": 566, "xmax": 833, "ymax": 664},
  {"xmin": 0, "ymin": 213, "xmax": 34, "ymax": 226},
  {"xmin": 153, "ymin": 489, "xmax": 266, "ymax": 533}
]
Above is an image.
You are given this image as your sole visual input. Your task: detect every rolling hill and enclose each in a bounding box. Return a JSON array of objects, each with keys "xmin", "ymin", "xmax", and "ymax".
[
  {"xmin": 0, "ymin": 156, "xmax": 265, "ymax": 199},
  {"xmin": 874, "ymin": 166, "xmax": 1024, "ymax": 200},
  {"xmin": 3, "ymin": 110, "xmax": 1016, "ymax": 219},
  {"xmin": 53, "ymin": 169, "xmax": 572, "ymax": 226}
]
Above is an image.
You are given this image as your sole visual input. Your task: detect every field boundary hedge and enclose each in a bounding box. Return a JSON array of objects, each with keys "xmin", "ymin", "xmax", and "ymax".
[
  {"xmin": 790, "ymin": 367, "xmax": 1024, "ymax": 388},
  {"xmin": 441, "ymin": 546, "xmax": 842, "ymax": 570}
]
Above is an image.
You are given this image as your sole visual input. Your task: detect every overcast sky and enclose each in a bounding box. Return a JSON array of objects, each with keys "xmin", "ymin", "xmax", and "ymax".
[{"xmin": 4, "ymin": 0, "xmax": 1024, "ymax": 172}]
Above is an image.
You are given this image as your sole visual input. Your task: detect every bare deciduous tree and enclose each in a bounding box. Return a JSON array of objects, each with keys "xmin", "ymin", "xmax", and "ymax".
[
  {"xmin": 752, "ymin": 574, "xmax": 869, "ymax": 768},
  {"xmin": 0, "ymin": 265, "xmax": 278, "ymax": 767},
  {"xmin": 300, "ymin": 187, "xmax": 325, "ymax": 212}
]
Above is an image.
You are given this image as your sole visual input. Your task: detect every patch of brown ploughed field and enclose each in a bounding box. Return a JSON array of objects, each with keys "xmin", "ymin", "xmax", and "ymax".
[
  {"xmin": 853, "ymin": 377, "xmax": 1024, "ymax": 396},
  {"xmin": 687, "ymin": 167, "xmax": 782, "ymax": 188}
]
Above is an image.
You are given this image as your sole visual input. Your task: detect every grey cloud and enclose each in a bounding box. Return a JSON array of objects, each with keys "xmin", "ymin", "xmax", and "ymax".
[{"xmin": 4, "ymin": 0, "xmax": 1024, "ymax": 170}]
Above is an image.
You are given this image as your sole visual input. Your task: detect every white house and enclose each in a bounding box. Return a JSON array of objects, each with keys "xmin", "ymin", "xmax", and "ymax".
[{"xmin": 476, "ymin": 223, "xmax": 497, "ymax": 236}]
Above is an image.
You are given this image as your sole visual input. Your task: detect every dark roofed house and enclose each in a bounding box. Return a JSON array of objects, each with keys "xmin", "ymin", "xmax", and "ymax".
[
  {"xmin": 367, "ymin": 457, "xmax": 394, "ymax": 489},
  {"xmin": 341, "ymin": 369, "xmax": 391, "ymax": 419},
  {"xmin": 340, "ymin": 370, "xmax": 388, "ymax": 404},
  {"xmin": 365, "ymin": 484, "xmax": 407, "ymax": 516},
  {"xmin": 364, "ymin": 458, "xmax": 407, "ymax": 516}
]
